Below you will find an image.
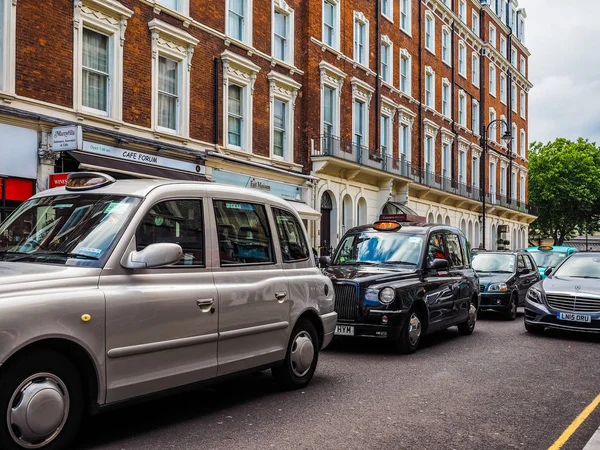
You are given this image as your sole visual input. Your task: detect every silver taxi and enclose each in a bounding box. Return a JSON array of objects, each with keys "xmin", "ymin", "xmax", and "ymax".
[{"xmin": 0, "ymin": 172, "xmax": 336, "ymax": 450}]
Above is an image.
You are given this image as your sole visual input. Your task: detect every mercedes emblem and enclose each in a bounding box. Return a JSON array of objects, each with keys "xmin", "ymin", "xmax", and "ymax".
[{"xmin": 575, "ymin": 285, "xmax": 581, "ymax": 292}]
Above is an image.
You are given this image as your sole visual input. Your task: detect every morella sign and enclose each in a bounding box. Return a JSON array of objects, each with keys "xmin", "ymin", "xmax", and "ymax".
[
  {"xmin": 82, "ymin": 141, "xmax": 206, "ymax": 175},
  {"xmin": 51, "ymin": 126, "xmax": 82, "ymax": 152}
]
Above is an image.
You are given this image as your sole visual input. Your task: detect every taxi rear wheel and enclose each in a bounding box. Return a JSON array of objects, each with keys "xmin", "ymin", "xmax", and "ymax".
[
  {"xmin": 396, "ymin": 310, "xmax": 422, "ymax": 354},
  {"xmin": 0, "ymin": 350, "xmax": 84, "ymax": 450},
  {"xmin": 458, "ymin": 299, "xmax": 477, "ymax": 336},
  {"xmin": 272, "ymin": 319, "xmax": 319, "ymax": 390}
]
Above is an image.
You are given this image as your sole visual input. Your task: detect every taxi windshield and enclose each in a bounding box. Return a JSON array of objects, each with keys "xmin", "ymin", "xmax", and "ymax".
[
  {"xmin": 529, "ymin": 251, "xmax": 568, "ymax": 268},
  {"xmin": 0, "ymin": 194, "xmax": 140, "ymax": 266},
  {"xmin": 333, "ymin": 232, "xmax": 424, "ymax": 267}
]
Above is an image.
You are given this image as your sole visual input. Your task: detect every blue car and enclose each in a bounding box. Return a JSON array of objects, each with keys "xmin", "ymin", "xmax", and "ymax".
[{"xmin": 525, "ymin": 246, "xmax": 578, "ymax": 278}]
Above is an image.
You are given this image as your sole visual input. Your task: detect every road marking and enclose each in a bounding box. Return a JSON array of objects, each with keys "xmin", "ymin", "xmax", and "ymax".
[
  {"xmin": 583, "ymin": 426, "xmax": 600, "ymax": 450},
  {"xmin": 549, "ymin": 393, "xmax": 600, "ymax": 450}
]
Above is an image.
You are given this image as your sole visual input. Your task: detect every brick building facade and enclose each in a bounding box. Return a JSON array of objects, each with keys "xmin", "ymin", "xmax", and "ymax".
[{"xmin": 0, "ymin": 0, "xmax": 533, "ymax": 251}]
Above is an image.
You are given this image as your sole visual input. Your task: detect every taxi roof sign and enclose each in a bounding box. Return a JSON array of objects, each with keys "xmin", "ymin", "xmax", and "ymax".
[
  {"xmin": 538, "ymin": 246, "xmax": 554, "ymax": 251},
  {"xmin": 373, "ymin": 221, "xmax": 402, "ymax": 231},
  {"xmin": 65, "ymin": 172, "xmax": 116, "ymax": 191}
]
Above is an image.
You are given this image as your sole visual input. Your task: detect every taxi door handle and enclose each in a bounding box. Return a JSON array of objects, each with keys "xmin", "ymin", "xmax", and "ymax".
[
  {"xmin": 275, "ymin": 291, "xmax": 287, "ymax": 302},
  {"xmin": 197, "ymin": 299, "xmax": 215, "ymax": 313}
]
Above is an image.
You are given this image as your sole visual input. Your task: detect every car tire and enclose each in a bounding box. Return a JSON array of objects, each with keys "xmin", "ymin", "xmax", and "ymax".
[
  {"xmin": 0, "ymin": 350, "xmax": 84, "ymax": 450},
  {"xmin": 458, "ymin": 299, "xmax": 477, "ymax": 336},
  {"xmin": 525, "ymin": 322, "xmax": 545, "ymax": 335},
  {"xmin": 272, "ymin": 319, "xmax": 319, "ymax": 390},
  {"xmin": 395, "ymin": 309, "xmax": 423, "ymax": 354},
  {"xmin": 504, "ymin": 293, "xmax": 518, "ymax": 321}
]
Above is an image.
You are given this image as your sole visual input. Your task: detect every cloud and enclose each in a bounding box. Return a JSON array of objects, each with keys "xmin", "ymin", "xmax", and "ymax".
[{"xmin": 519, "ymin": 0, "xmax": 600, "ymax": 143}]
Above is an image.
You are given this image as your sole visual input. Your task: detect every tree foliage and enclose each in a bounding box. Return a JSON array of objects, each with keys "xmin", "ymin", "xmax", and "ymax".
[{"xmin": 528, "ymin": 138, "xmax": 600, "ymax": 245}]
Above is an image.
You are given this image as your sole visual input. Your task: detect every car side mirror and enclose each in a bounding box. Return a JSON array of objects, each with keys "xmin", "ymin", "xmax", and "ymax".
[
  {"xmin": 122, "ymin": 243, "xmax": 183, "ymax": 269},
  {"xmin": 429, "ymin": 258, "xmax": 449, "ymax": 271},
  {"xmin": 319, "ymin": 256, "xmax": 332, "ymax": 268},
  {"xmin": 544, "ymin": 267, "xmax": 553, "ymax": 277},
  {"xmin": 518, "ymin": 268, "xmax": 528, "ymax": 275}
]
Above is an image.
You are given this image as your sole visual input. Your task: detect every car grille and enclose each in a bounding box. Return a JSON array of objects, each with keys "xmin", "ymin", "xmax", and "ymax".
[
  {"xmin": 333, "ymin": 283, "xmax": 360, "ymax": 320},
  {"xmin": 546, "ymin": 294, "xmax": 600, "ymax": 313},
  {"xmin": 479, "ymin": 285, "xmax": 486, "ymax": 293}
]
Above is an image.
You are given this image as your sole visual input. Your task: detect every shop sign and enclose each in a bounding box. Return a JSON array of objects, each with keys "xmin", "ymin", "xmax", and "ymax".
[
  {"xmin": 52, "ymin": 126, "xmax": 82, "ymax": 152},
  {"xmin": 82, "ymin": 141, "xmax": 206, "ymax": 175},
  {"xmin": 48, "ymin": 173, "xmax": 69, "ymax": 188},
  {"xmin": 211, "ymin": 170, "xmax": 304, "ymax": 202}
]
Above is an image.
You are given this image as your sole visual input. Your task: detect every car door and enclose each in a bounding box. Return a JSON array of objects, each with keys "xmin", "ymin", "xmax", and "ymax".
[
  {"xmin": 515, "ymin": 254, "xmax": 530, "ymax": 303},
  {"xmin": 422, "ymin": 231, "xmax": 457, "ymax": 331},
  {"xmin": 444, "ymin": 232, "xmax": 470, "ymax": 324},
  {"xmin": 102, "ymin": 196, "xmax": 219, "ymax": 404},
  {"xmin": 209, "ymin": 198, "xmax": 290, "ymax": 377}
]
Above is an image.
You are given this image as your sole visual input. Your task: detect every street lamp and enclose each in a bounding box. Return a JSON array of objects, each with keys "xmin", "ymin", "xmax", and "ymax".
[{"xmin": 481, "ymin": 120, "xmax": 512, "ymax": 249}]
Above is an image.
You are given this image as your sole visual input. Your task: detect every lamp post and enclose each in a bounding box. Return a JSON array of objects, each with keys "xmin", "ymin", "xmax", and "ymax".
[{"xmin": 481, "ymin": 120, "xmax": 512, "ymax": 250}]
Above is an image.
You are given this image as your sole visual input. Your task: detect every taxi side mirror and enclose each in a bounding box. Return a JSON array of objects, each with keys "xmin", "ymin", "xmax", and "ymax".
[
  {"xmin": 429, "ymin": 258, "xmax": 449, "ymax": 271},
  {"xmin": 319, "ymin": 256, "xmax": 332, "ymax": 268},
  {"xmin": 122, "ymin": 243, "xmax": 183, "ymax": 269}
]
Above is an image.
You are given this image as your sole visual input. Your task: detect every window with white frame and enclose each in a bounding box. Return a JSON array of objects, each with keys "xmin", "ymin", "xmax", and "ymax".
[
  {"xmin": 500, "ymin": 165, "xmax": 507, "ymax": 197},
  {"xmin": 381, "ymin": 36, "xmax": 392, "ymax": 84},
  {"xmin": 472, "ymin": 99, "xmax": 480, "ymax": 135},
  {"xmin": 442, "ymin": 27, "xmax": 451, "ymax": 66},
  {"xmin": 323, "ymin": 86, "xmax": 336, "ymax": 137},
  {"xmin": 519, "ymin": 17, "xmax": 526, "ymax": 42},
  {"xmin": 520, "ymin": 174, "xmax": 525, "ymax": 203},
  {"xmin": 472, "ymin": 53, "xmax": 479, "ymax": 87},
  {"xmin": 381, "ymin": 0, "xmax": 392, "ymax": 21},
  {"xmin": 458, "ymin": 41, "xmax": 466, "ymax": 77},
  {"xmin": 157, "ymin": 0, "xmax": 189, "ymax": 15},
  {"xmin": 353, "ymin": 99, "xmax": 366, "ymax": 148},
  {"xmin": 269, "ymin": 71, "xmax": 299, "ymax": 161},
  {"xmin": 520, "ymin": 129, "xmax": 526, "ymax": 157},
  {"xmin": 520, "ymin": 92, "xmax": 526, "ymax": 118},
  {"xmin": 425, "ymin": 135, "xmax": 434, "ymax": 174},
  {"xmin": 353, "ymin": 12, "xmax": 369, "ymax": 67},
  {"xmin": 425, "ymin": 12, "xmax": 435, "ymax": 53},
  {"xmin": 442, "ymin": 142, "xmax": 451, "ymax": 179},
  {"xmin": 273, "ymin": 1, "xmax": 294, "ymax": 65},
  {"xmin": 425, "ymin": 67, "xmax": 435, "ymax": 109},
  {"xmin": 442, "ymin": 79, "xmax": 451, "ymax": 117},
  {"xmin": 459, "ymin": 149, "xmax": 466, "ymax": 184},
  {"xmin": 400, "ymin": 49, "xmax": 411, "ymax": 95},
  {"xmin": 511, "ymin": 83, "xmax": 517, "ymax": 112},
  {"xmin": 400, "ymin": 0, "xmax": 411, "ymax": 34},
  {"xmin": 222, "ymin": 50, "xmax": 260, "ymax": 151},
  {"xmin": 149, "ymin": 19, "xmax": 198, "ymax": 136},
  {"xmin": 489, "ymin": 24, "xmax": 496, "ymax": 48},
  {"xmin": 472, "ymin": 11, "xmax": 479, "ymax": 36},
  {"xmin": 272, "ymin": 99, "xmax": 288, "ymax": 159},
  {"xmin": 320, "ymin": 61, "xmax": 344, "ymax": 141},
  {"xmin": 511, "ymin": 122, "xmax": 517, "ymax": 152},
  {"xmin": 458, "ymin": 0, "xmax": 466, "ymax": 22},
  {"xmin": 227, "ymin": 0, "xmax": 252, "ymax": 44},
  {"xmin": 74, "ymin": 1, "xmax": 133, "ymax": 120},
  {"xmin": 322, "ymin": 0, "xmax": 339, "ymax": 49},
  {"xmin": 381, "ymin": 114, "xmax": 391, "ymax": 156},
  {"xmin": 500, "ymin": 73, "xmax": 507, "ymax": 103},
  {"xmin": 511, "ymin": 46, "xmax": 517, "ymax": 66},
  {"xmin": 520, "ymin": 55, "xmax": 526, "ymax": 76},
  {"xmin": 490, "ymin": 161, "xmax": 497, "ymax": 202},
  {"xmin": 489, "ymin": 108, "xmax": 497, "ymax": 141},
  {"xmin": 511, "ymin": 171, "xmax": 517, "ymax": 200},
  {"xmin": 499, "ymin": 0, "xmax": 505, "ymax": 23},
  {"xmin": 458, "ymin": 91, "xmax": 466, "ymax": 127},
  {"xmin": 500, "ymin": 116, "xmax": 507, "ymax": 147},
  {"xmin": 500, "ymin": 35, "xmax": 507, "ymax": 57},
  {"xmin": 472, "ymin": 154, "xmax": 479, "ymax": 188},
  {"xmin": 399, "ymin": 119, "xmax": 412, "ymax": 166},
  {"xmin": 489, "ymin": 64, "xmax": 496, "ymax": 97}
]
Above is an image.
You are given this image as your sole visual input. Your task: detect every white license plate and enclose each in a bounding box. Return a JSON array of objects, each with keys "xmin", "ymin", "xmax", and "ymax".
[
  {"xmin": 557, "ymin": 312, "xmax": 592, "ymax": 323},
  {"xmin": 335, "ymin": 325, "xmax": 355, "ymax": 336}
]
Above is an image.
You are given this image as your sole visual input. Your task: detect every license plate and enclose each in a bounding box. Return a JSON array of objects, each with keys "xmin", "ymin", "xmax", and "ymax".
[
  {"xmin": 335, "ymin": 325, "xmax": 355, "ymax": 336},
  {"xmin": 556, "ymin": 312, "xmax": 592, "ymax": 323}
]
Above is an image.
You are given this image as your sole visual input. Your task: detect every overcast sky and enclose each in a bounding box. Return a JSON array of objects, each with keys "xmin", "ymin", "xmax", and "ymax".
[{"xmin": 519, "ymin": 0, "xmax": 600, "ymax": 145}]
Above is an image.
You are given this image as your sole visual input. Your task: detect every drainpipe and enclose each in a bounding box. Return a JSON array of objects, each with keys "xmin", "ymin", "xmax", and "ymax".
[
  {"xmin": 451, "ymin": 19, "xmax": 456, "ymax": 186},
  {"xmin": 214, "ymin": 57, "xmax": 220, "ymax": 147},
  {"xmin": 375, "ymin": 0, "xmax": 381, "ymax": 157},
  {"xmin": 507, "ymin": 29, "xmax": 513, "ymax": 201},
  {"xmin": 418, "ymin": 1, "xmax": 423, "ymax": 182}
]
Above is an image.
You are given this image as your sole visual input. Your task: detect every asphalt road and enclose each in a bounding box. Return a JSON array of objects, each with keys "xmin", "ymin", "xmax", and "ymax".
[{"xmin": 79, "ymin": 310, "xmax": 600, "ymax": 450}]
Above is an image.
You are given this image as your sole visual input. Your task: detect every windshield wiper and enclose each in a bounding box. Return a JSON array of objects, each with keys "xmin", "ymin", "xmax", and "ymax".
[
  {"xmin": 380, "ymin": 260, "xmax": 415, "ymax": 265},
  {"xmin": 38, "ymin": 252, "xmax": 100, "ymax": 261},
  {"xmin": 570, "ymin": 276, "xmax": 600, "ymax": 279},
  {"xmin": 487, "ymin": 270, "xmax": 513, "ymax": 274}
]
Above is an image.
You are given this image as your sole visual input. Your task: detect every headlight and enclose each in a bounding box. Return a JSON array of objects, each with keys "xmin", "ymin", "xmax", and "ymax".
[
  {"xmin": 488, "ymin": 283, "xmax": 508, "ymax": 292},
  {"xmin": 526, "ymin": 288, "xmax": 543, "ymax": 304},
  {"xmin": 379, "ymin": 287, "xmax": 396, "ymax": 304}
]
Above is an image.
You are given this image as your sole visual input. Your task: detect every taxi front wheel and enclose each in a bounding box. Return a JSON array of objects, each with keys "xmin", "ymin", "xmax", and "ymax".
[
  {"xmin": 272, "ymin": 319, "xmax": 319, "ymax": 390},
  {"xmin": 0, "ymin": 350, "xmax": 84, "ymax": 450},
  {"xmin": 396, "ymin": 310, "xmax": 422, "ymax": 354}
]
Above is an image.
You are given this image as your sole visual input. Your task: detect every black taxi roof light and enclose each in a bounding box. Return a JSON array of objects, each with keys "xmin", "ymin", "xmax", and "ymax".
[
  {"xmin": 373, "ymin": 221, "xmax": 402, "ymax": 231},
  {"xmin": 65, "ymin": 172, "xmax": 116, "ymax": 191}
]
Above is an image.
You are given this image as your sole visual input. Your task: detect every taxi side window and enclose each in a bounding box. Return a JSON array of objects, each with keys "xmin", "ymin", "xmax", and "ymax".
[
  {"xmin": 445, "ymin": 234, "xmax": 465, "ymax": 267},
  {"xmin": 272, "ymin": 208, "xmax": 310, "ymax": 262},
  {"xmin": 428, "ymin": 233, "xmax": 448, "ymax": 262},
  {"xmin": 213, "ymin": 200, "xmax": 274, "ymax": 266},
  {"xmin": 136, "ymin": 199, "xmax": 204, "ymax": 266}
]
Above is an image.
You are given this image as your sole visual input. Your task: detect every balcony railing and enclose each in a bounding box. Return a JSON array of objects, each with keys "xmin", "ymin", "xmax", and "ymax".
[{"xmin": 313, "ymin": 135, "xmax": 537, "ymax": 216}]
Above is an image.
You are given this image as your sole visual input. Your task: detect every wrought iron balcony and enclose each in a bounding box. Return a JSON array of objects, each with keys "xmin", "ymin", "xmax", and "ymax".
[{"xmin": 313, "ymin": 135, "xmax": 537, "ymax": 216}]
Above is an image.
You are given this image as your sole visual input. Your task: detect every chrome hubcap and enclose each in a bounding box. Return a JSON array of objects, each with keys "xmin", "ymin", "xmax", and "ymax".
[
  {"xmin": 468, "ymin": 303, "xmax": 477, "ymax": 328},
  {"xmin": 290, "ymin": 331, "xmax": 315, "ymax": 377},
  {"xmin": 408, "ymin": 313, "xmax": 422, "ymax": 346},
  {"xmin": 7, "ymin": 373, "xmax": 69, "ymax": 449}
]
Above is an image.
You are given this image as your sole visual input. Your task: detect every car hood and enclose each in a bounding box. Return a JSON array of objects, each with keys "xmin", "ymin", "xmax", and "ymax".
[
  {"xmin": 477, "ymin": 273, "xmax": 513, "ymax": 285},
  {"xmin": 324, "ymin": 265, "xmax": 417, "ymax": 285},
  {"xmin": 542, "ymin": 277, "xmax": 600, "ymax": 296},
  {"xmin": 0, "ymin": 262, "xmax": 101, "ymax": 298}
]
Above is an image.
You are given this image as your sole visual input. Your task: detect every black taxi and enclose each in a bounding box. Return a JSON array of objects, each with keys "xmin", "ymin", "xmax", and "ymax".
[{"xmin": 320, "ymin": 216, "xmax": 479, "ymax": 353}]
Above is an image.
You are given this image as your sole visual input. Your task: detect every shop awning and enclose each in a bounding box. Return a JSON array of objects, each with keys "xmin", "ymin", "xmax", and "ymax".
[
  {"xmin": 288, "ymin": 201, "xmax": 321, "ymax": 220},
  {"xmin": 71, "ymin": 151, "xmax": 210, "ymax": 182}
]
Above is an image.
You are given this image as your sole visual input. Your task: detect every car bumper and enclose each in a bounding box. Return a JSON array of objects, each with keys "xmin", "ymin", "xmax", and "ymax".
[
  {"xmin": 333, "ymin": 310, "xmax": 408, "ymax": 341},
  {"xmin": 524, "ymin": 299, "xmax": 600, "ymax": 333},
  {"xmin": 320, "ymin": 311, "xmax": 338, "ymax": 349},
  {"xmin": 480, "ymin": 292, "xmax": 512, "ymax": 310}
]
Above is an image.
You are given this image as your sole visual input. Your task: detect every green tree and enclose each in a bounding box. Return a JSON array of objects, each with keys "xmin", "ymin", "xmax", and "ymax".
[{"xmin": 528, "ymin": 138, "xmax": 600, "ymax": 245}]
